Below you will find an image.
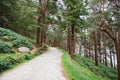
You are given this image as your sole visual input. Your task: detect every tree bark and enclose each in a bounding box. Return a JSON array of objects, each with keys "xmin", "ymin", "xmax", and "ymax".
[
  {"xmin": 68, "ymin": 23, "xmax": 75, "ymax": 58},
  {"xmin": 98, "ymin": 33, "xmax": 102, "ymax": 62},
  {"xmin": 94, "ymin": 31, "xmax": 98, "ymax": 66},
  {"xmin": 36, "ymin": 28, "xmax": 40, "ymax": 46},
  {"xmin": 36, "ymin": 0, "xmax": 41, "ymax": 46},
  {"xmin": 110, "ymin": 50, "xmax": 113, "ymax": 68},
  {"xmin": 79, "ymin": 42, "xmax": 82, "ymax": 55},
  {"xmin": 99, "ymin": 20, "xmax": 120, "ymax": 80},
  {"xmin": 103, "ymin": 33, "xmax": 107, "ymax": 66}
]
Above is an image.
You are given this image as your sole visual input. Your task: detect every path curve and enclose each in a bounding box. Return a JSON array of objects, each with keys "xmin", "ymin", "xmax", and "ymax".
[{"xmin": 0, "ymin": 47, "xmax": 67, "ymax": 80}]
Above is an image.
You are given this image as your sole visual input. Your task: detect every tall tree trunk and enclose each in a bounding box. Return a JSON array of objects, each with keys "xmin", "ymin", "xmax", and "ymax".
[
  {"xmin": 36, "ymin": 0, "xmax": 41, "ymax": 46},
  {"xmin": 92, "ymin": 48, "xmax": 94, "ymax": 60},
  {"xmin": 110, "ymin": 50, "xmax": 113, "ymax": 68},
  {"xmin": 68, "ymin": 23, "xmax": 75, "ymax": 58},
  {"xmin": 36, "ymin": 28, "xmax": 40, "ymax": 46},
  {"xmin": 114, "ymin": 29, "xmax": 120, "ymax": 80},
  {"xmin": 98, "ymin": 33, "xmax": 102, "ymax": 62},
  {"xmin": 68, "ymin": 26, "xmax": 70, "ymax": 53},
  {"xmin": 94, "ymin": 31, "xmax": 98, "ymax": 66},
  {"xmin": 114, "ymin": 39, "xmax": 120, "ymax": 80},
  {"xmin": 79, "ymin": 42, "xmax": 82, "ymax": 55},
  {"xmin": 103, "ymin": 33, "xmax": 107, "ymax": 66}
]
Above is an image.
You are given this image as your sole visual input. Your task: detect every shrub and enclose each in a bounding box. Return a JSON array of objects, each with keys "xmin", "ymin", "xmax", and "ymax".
[
  {"xmin": 0, "ymin": 28, "xmax": 17, "ymax": 40},
  {"xmin": 0, "ymin": 27, "xmax": 34, "ymax": 50},
  {"xmin": 26, "ymin": 43, "xmax": 33, "ymax": 50},
  {"xmin": 0, "ymin": 56, "xmax": 16, "ymax": 71},
  {"xmin": 12, "ymin": 38, "xmax": 33, "ymax": 50},
  {"xmin": 25, "ymin": 54, "xmax": 32, "ymax": 60},
  {"xmin": 33, "ymin": 51, "xmax": 42, "ymax": 56},
  {"xmin": 0, "ymin": 54, "xmax": 27, "ymax": 72},
  {"xmin": 0, "ymin": 42, "xmax": 12, "ymax": 53}
]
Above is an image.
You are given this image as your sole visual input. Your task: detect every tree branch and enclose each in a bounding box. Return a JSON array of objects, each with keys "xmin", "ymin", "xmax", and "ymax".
[{"xmin": 99, "ymin": 20, "xmax": 116, "ymax": 41}]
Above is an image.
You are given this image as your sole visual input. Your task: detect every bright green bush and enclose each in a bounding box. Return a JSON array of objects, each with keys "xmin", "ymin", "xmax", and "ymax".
[{"xmin": 0, "ymin": 42, "xmax": 12, "ymax": 53}]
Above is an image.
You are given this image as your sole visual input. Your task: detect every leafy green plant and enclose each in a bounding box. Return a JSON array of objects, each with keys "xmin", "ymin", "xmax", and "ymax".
[
  {"xmin": 0, "ymin": 56, "xmax": 16, "ymax": 71},
  {"xmin": 0, "ymin": 28, "xmax": 17, "ymax": 40},
  {"xmin": 25, "ymin": 54, "xmax": 32, "ymax": 60},
  {"xmin": 0, "ymin": 50, "xmax": 43, "ymax": 73},
  {"xmin": 0, "ymin": 42, "xmax": 12, "ymax": 53},
  {"xmin": 26, "ymin": 43, "xmax": 33, "ymax": 50},
  {"xmin": 0, "ymin": 27, "xmax": 34, "ymax": 50}
]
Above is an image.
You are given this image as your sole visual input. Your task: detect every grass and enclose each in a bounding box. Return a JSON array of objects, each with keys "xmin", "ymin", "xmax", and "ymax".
[
  {"xmin": 74, "ymin": 54, "xmax": 117, "ymax": 80},
  {"xmin": 61, "ymin": 49, "xmax": 112, "ymax": 80},
  {"xmin": 0, "ymin": 53, "xmax": 26, "ymax": 59}
]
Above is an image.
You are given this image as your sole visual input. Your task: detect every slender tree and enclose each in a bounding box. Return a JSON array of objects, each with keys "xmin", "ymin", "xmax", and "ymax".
[{"xmin": 63, "ymin": 0, "xmax": 87, "ymax": 58}]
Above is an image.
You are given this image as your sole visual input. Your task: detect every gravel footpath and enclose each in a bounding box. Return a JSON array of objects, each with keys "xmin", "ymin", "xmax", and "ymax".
[{"xmin": 0, "ymin": 47, "xmax": 67, "ymax": 80}]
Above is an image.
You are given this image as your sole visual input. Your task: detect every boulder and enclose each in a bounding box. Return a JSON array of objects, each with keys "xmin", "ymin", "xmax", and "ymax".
[{"xmin": 18, "ymin": 47, "xmax": 30, "ymax": 53}]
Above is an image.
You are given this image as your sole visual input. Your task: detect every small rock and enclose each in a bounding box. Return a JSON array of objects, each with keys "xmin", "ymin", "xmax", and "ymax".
[{"xmin": 18, "ymin": 47, "xmax": 30, "ymax": 53}]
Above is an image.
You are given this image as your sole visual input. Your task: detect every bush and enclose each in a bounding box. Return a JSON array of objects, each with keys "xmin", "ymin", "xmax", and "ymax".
[
  {"xmin": 0, "ymin": 53, "xmax": 27, "ymax": 72},
  {"xmin": 0, "ymin": 42, "xmax": 12, "ymax": 53},
  {"xmin": 0, "ymin": 56, "xmax": 16, "ymax": 71},
  {"xmin": 26, "ymin": 43, "xmax": 33, "ymax": 50},
  {"xmin": 0, "ymin": 50, "xmax": 43, "ymax": 72},
  {"xmin": 12, "ymin": 38, "xmax": 33, "ymax": 50},
  {"xmin": 0, "ymin": 27, "xmax": 34, "ymax": 50},
  {"xmin": 33, "ymin": 51, "xmax": 42, "ymax": 56},
  {"xmin": 0, "ymin": 28, "xmax": 18, "ymax": 40},
  {"xmin": 25, "ymin": 54, "xmax": 32, "ymax": 60}
]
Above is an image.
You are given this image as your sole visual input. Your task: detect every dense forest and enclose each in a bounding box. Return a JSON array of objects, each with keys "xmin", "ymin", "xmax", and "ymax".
[{"xmin": 0, "ymin": 0, "xmax": 120, "ymax": 80}]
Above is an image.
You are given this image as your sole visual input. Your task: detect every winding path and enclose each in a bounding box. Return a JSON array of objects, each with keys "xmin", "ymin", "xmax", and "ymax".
[{"xmin": 0, "ymin": 47, "xmax": 67, "ymax": 80}]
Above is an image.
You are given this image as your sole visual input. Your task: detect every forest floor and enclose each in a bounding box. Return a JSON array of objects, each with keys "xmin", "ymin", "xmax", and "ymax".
[{"xmin": 0, "ymin": 47, "xmax": 67, "ymax": 80}]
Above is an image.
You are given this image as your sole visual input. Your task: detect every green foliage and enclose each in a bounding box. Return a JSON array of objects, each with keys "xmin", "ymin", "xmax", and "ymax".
[
  {"xmin": 26, "ymin": 44, "xmax": 34, "ymax": 50},
  {"xmin": 12, "ymin": 38, "xmax": 33, "ymax": 50},
  {"xmin": 25, "ymin": 54, "xmax": 32, "ymax": 60},
  {"xmin": 47, "ymin": 1, "xmax": 58, "ymax": 14},
  {"xmin": 0, "ymin": 53, "xmax": 26, "ymax": 72},
  {"xmin": 0, "ymin": 27, "xmax": 33, "ymax": 51},
  {"xmin": 0, "ymin": 42, "xmax": 12, "ymax": 53},
  {"xmin": 74, "ymin": 54, "xmax": 117, "ymax": 80},
  {"xmin": 63, "ymin": 0, "xmax": 87, "ymax": 24},
  {"xmin": 0, "ymin": 27, "xmax": 21, "ymax": 40},
  {"xmin": 0, "ymin": 0, "xmax": 38, "ymax": 39},
  {"xmin": 33, "ymin": 51, "xmax": 42, "ymax": 56},
  {"xmin": 0, "ymin": 50, "xmax": 43, "ymax": 73},
  {"xmin": 61, "ymin": 50, "xmax": 108, "ymax": 80},
  {"xmin": 0, "ymin": 56, "xmax": 15, "ymax": 71}
]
